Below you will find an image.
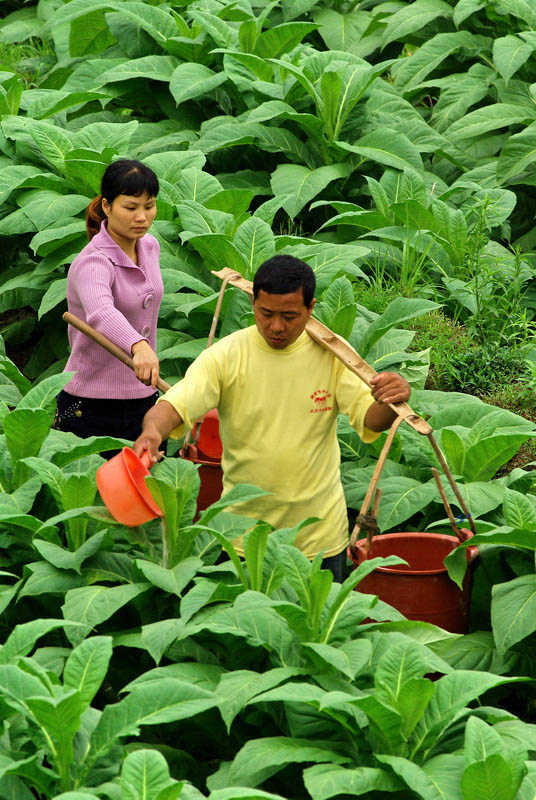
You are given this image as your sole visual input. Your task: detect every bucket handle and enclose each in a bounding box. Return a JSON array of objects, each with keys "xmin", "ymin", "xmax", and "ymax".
[
  {"xmin": 348, "ymin": 418, "xmax": 476, "ymax": 558},
  {"xmin": 182, "ymin": 272, "xmax": 239, "ymax": 451},
  {"xmin": 349, "ymin": 414, "xmax": 405, "ymax": 557},
  {"xmin": 431, "ymin": 467, "xmax": 469, "ymax": 542}
]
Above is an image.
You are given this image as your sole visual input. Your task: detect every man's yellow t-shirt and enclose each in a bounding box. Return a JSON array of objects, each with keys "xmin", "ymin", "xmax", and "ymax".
[{"xmin": 162, "ymin": 325, "xmax": 379, "ymax": 558}]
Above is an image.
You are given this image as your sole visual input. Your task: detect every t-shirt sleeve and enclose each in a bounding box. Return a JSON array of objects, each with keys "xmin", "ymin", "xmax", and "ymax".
[
  {"xmin": 335, "ymin": 363, "xmax": 380, "ymax": 444},
  {"xmin": 159, "ymin": 348, "xmax": 222, "ymax": 439}
]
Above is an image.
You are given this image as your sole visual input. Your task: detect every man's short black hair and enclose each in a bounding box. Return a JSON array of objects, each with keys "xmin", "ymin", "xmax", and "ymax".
[{"xmin": 253, "ymin": 255, "xmax": 316, "ymax": 307}]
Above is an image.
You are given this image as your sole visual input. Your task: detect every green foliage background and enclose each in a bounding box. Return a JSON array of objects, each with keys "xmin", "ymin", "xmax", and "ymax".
[{"xmin": 0, "ymin": 1, "xmax": 536, "ymax": 798}]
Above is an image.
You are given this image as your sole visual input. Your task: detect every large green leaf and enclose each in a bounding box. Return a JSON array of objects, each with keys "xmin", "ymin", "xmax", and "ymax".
[
  {"xmin": 170, "ymin": 63, "xmax": 227, "ymax": 106},
  {"xmin": 33, "ymin": 532, "xmax": 107, "ymax": 575},
  {"xmin": 63, "ymin": 636, "xmax": 113, "ymax": 708},
  {"xmin": 135, "ymin": 558, "xmax": 202, "ymax": 597},
  {"xmin": 30, "ymin": 219, "xmax": 86, "ymax": 256},
  {"xmin": 0, "ymin": 664, "xmax": 52, "ymax": 712},
  {"xmin": 46, "ymin": 0, "xmax": 177, "ymax": 44},
  {"xmin": 312, "ymin": 9, "xmax": 370, "ymax": 53},
  {"xmin": 121, "ymin": 749, "xmax": 177, "ymax": 800},
  {"xmin": 68, "ymin": 8, "xmax": 117, "ymax": 56},
  {"xmin": 88, "ymin": 679, "xmax": 217, "ymax": 766},
  {"xmin": 233, "ymin": 217, "xmax": 275, "ymax": 277},
  {"xmin": 463, "ymin": 431, "xmax": 534, "ymax": 482},
  {"xmin": 17, "ymin": 373, "xmax": 71, "ymax": 411},
  {"xmin": 21, "ymin": 119, "xmax": 74, "ymax": 170},
  {"xmin": 27, "ymin": 690, "xmax": 82, "ymax": 785},
  {"xmin": 38, "ymin": 278, "xmax": 67, "ymax": 319},
  {"xmin": 270, "ymin": 163, "xmax": 351, "ymax": 219},
  {"xmin": 303, "ymin": 764, "xmax": 401, "ymax": 800},
  {"xmin": 254, "ymin": 22, "xmax": 317, "ymax": 59},
  {"xmin": 192, "ymin": 592, "xmax": 300, "ymax": 666},
  {"xmin": 492, "ymin": 35, "xmax": 533, "ymax": 86},
  {"xmin": 188, "ymin": 234, "xmax": 246, "ymax": 273},
  {"xmin": 217, "ymin": 667, "xmax": 303, "ymax": 731},
  {"xmin": 321, "ymin": 62, "xmax": 379, "ymax": 140},
  {"xmin": 382, "ymin": 0, "xmax": 452, "ymax": 48},
  {"xmin": 63, "ymin": 148, "xmax": 114, "ymax": 195},
  {"xmin": 70, "ymin": 121, "xmax": 139, "ymax": 153},
  {"xmin": 22, "ymin": 89, "xmax": 108, "ymax": 120},
  {"xmin": 497, "ymin": 0, "xmax": 536, "ymax": 27},
  {"xmin": 497, "ymin": 122, "xmax": 536, "ymax": 181},
  {"xmin": 3, "ymin": 408, "xmax": 51, "ymax": 487},
  {"xmin": 0, "ymin": 165, "xmax": 44, "ymax": 205},
  {"xmin": 453, "ymin": 0, "xmax": 486, "ymax": 26},
  {"xmin": 303, "ymin": 640, "xmax": 371, "ymax": 681},
  {"xmin": 502, "ymin": 490, "xmax": 536, "ymax": 530},
  {"xmin": 492, "ymin": 574, "xmax": 536, "ymax": 653},
  {"xmin": 461, "ymin": 754, "xmax": 518, "ymax": 800},
  {"xmin": 447, "ymin": 104, "xmax": 536, "ymax": 140},
  {"xmin": 376, "ymin": 754, "xmax": 460, "ymax": 800},
  {"xmin": 358, "ymin": 297, "xmax": 440, "ymax": 357},
  {"xmin": 17, "ymin": 190, "xmax": 88, "ymax": 229},
  {"xmin": 176, "ymin": 167, "xmax": 222, "ymax": 203},
  {"xmin": 392, "ymin": 31, "xmax": 475, "ymax": 91},
  {"xmin": 61, "ymin": 583, "xmax": 151, "ymax": 645},
  {"xmin": 226, "ymin": 737, "xmax": 349, "ymax": 788},
  {"xmin": 0, "ymin": 619, "xmax": 77, "ymax": 664},
  {"xmin": 337, "ymin": 130, "xmax": 423, "ymax": 171},
  {"xmin": 97, "ymin": 55, "xmax": 179, "ymax": 84},
  {"xmin": 414, "ymin": 671, "xmax": 527, "ymax": 758}
]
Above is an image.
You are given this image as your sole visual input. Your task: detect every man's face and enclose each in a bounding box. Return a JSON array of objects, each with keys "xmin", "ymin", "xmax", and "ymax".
[{"xmin": 253, "ymin": 288, "xmax": 315, "ymax": 349}]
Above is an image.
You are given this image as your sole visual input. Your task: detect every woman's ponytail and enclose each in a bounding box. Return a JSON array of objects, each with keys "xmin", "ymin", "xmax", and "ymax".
[{"xmin": 85, "ymin": 195, "xmax": 106, "ymax": 240}]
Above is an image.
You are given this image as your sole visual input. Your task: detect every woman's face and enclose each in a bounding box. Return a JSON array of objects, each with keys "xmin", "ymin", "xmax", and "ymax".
[{"xmin": 102, "ymin": 191, "xmax": 157, "ymax": 245}]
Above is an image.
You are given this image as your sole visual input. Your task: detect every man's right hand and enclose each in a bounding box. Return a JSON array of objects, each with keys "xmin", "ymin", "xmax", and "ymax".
[
  {"xmin": 133, "ymin": 399, "xmax": 183, "ymax": 463},
  {"xmin": 133, "ymin": 422, "xmax": 163, "ymax": 463}
]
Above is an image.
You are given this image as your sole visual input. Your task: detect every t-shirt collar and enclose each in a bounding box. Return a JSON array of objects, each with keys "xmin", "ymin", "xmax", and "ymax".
[
  {"xmin": 251, "ymin": 325, "xmax": 309, "ymax": 354},
  {"xmin": 92, "ymin": 219, "xmax": 146, "ymax": 269}
]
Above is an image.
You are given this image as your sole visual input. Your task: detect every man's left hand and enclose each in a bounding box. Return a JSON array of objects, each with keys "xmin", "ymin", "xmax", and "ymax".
[{"xmin": 369, "ymin": 372, "xmax": 411, "ymax": 405}]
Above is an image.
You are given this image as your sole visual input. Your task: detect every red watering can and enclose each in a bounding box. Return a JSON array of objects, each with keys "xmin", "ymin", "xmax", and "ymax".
[{"xmin": 96, "ymin": 447, "xmax": 163, "ymax": 526}]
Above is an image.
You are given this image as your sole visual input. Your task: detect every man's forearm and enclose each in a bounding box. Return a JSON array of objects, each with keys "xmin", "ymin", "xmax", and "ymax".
[
  {"xmin": 365, "ymin": 401, "xmax": 398, "ymax": 432},
  {"xmin": 133, "ymin": 400, "xmax": 183, "ymax": 460}
]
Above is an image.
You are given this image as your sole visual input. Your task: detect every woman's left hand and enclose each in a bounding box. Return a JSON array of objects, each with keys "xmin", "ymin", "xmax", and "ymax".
[{"xmin": 131, "ymin": 340, "xmax": 160, "ymax": 388}]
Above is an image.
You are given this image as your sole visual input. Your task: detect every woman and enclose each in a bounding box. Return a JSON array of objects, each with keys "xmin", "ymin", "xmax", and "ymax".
[{"xmin": 54, "ymin": 159, "xmax": 164, "ymax": 447}]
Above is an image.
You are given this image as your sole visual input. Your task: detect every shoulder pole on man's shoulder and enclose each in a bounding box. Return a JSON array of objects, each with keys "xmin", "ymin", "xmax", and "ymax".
[{"xmin": 211, "ymin": 267, "xmax": 432, "ymax": 437}]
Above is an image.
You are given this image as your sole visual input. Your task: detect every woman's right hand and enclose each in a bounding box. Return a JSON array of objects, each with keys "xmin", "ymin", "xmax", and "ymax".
[{"xmin": 131, "ymin": 340, "xmax": 159, "ymax": 388}]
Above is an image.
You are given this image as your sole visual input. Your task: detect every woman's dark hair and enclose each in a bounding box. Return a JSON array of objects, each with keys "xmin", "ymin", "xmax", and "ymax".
[
  {"xmin": 85, "ymin": 159, "xmax": 159, "ymax": 240},
  {"xmin": 253, "ymin": 255, "xmax": 316, "ymax": 307}
]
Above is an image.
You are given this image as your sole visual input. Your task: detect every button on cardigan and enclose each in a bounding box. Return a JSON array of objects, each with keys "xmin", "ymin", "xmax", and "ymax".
[{"xmin": 63, "ymin": 220, "xmax": 163, "ymax": 399}]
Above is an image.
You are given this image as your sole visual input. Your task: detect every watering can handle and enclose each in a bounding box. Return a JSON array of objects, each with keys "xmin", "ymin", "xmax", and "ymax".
[
  {"xmin": 63, "ymin": 312, "xmax": 171, "ymax": 394},
  {"xmin": 140, "ymin": 450, "xmax": 153, "ymax": 470},
  {"xmin": 211, "ymin": 268, "xmax": 432, "ymax": 436}
]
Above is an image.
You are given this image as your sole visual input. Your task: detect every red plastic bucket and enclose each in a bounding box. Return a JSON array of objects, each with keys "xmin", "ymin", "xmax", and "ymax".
[
  {"xmin": 349, "ymin": 531, "xmax": 478, "ymax": 633},
  {"xmin": 196, "ymin": 408, "xmax": 222, "ymax": 459},
  {"xmin": 180, "ymin": 445, "xmax": 223, "ymax": 520},
  {"xmin": 180, "ymin": 411, "xmax": 224, "ymax": 520}
]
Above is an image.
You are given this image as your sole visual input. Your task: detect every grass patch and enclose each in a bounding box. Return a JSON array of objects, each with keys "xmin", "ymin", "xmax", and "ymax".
[{"xmin": 0, "ymin": 39, "xmax": 55, "ymax": 87}]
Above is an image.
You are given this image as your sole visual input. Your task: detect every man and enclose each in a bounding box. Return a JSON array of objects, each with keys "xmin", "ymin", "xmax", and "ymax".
[{"xmin": 133, "ymin": 255, "xmax": 410, "ymax": 580}]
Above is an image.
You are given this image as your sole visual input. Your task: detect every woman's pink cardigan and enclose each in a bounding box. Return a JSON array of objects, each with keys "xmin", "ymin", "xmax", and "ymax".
[{"xmin": 63, "ymin": 221, "xmax": 163, "ymax": 399}]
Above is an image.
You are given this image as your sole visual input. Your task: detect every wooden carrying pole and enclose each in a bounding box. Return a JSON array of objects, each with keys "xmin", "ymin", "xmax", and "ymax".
[
  {"xmin": 63, "ymin": 312, "xmax": 171, "ymax": 394},
  {"xmin": 212, "ymin": 267, "xmax": 432, "ymax": 436},
  {"xmin": 212, "ymin": 268, "xmax": 475, "ymax": 534}
]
